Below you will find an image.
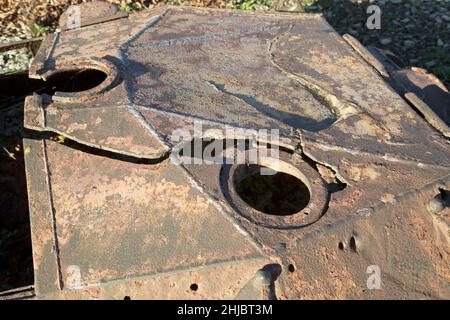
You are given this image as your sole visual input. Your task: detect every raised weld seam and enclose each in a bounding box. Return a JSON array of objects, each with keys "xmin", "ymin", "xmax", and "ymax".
[{"xmin": 42, "ymin": 139, "xmax": 64, "ymax": 290}]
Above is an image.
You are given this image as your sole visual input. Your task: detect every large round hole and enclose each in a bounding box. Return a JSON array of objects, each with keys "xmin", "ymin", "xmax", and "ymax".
[
  {"xmin": 45, "ymin": 69, "xmax": 107, "ymax": 93},
  {"xmin": 235, "ymin": 164, "xmax": 310, "ymax": 216}
]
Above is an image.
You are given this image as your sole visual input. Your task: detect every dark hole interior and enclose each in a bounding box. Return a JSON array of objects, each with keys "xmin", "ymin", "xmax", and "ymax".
[
  {"xmin": 350, "ymin": 236, "xmax": 357, "ymax": 252},
  {"xmin": 235, "ymin": 164, "xmax": 310, "ymax": 216},
  {"xmin": 0, "ymin": 69, "xmax": 107, "ymax": 110},
  {"xmin": 190, "ymin": 283, "xmax": 198, "ymax": 291},
  {"xmin": 45, "ymin": 69, "xmax": 107, "ymax": 93},
  {"xmin": 288, "ymin": 264, "xmax": 296, "ymax": 273},
  {"xmin": 0, "ymin": 72, "xmax": 45, "ymax": 109}
]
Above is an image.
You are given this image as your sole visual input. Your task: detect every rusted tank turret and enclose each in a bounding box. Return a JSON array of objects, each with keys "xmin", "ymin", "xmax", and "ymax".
[{"xmin": 5, "ymin": 4, "xmax": 449, "ymax": 299}]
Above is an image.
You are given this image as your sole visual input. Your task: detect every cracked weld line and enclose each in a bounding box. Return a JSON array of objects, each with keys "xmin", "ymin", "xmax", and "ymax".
[
  {"xmin": 119, "ymin": 29, "xmax": 173, "ymax": 156},
  {"xmin": 134, "ymin": 103, "xmax": 301, "ymax": 151},
  {"xmin": 128, "ymin": 105, "xmax": 171, "ymax": 150},
  {"xmin": 177, "ymin": 163, "xmax": 267, "ymax": 255},
  {"xmin": 37, "ymin": 257, "xmax": 269, "ymax": 295},
  {"xmin": 267, "ymin": 25, "xmax": 360, "ymax": 122},
  {"xmin": 207, "ymin": 80, "xmax": 335, "ymax": 132},
  {"xmin": 120, "ymin": 9, "xmax": 169, "ymax": 50},
  {"xmin": 127, "ymin": 24, "xmax": 287, "ymax": 50},
  {"xmin": 45, "ymin": 31, "xmax": 60, "ymax": 66},
  {"xmin": 42, "ymin": 139, "xmax": 64, "ymax": 290},
  {"xmin": 294, "ymin": 174, "xmax": 450, "ymax": 266},
  {"xmin": 267, "ymin": 26, "xmax": 419, "ymax": 144},
  {"xmin": 304, "ymin": 138, "xmax": 450, "ymax": 170}
]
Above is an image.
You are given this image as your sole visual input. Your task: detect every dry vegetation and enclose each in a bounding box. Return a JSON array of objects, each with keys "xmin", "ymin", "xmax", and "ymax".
[{"xmin": 0, "ymin": 1, "xmax": 227, "ymax": 38}]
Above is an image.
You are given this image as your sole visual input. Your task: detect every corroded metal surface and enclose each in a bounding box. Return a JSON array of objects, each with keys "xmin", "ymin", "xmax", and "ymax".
[
  {"xmin": 58, "ymin": 0, "xmax": 128, "ymax": 31},
  {"xmin": 23, "ymin": 6, "xmax": 449, "ymax": 299},
  {"xmin": 344, "ymin": 37, "xmax": 450, "ymax": 137}
]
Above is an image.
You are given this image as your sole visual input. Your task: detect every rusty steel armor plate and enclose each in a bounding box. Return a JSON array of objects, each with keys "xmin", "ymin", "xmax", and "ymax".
[{"xmin": 22, "ymin": 6, "xmax": 449, "ymax": 299}]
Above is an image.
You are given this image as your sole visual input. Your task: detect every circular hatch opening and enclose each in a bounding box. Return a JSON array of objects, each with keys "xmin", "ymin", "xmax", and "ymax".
[
  {"xmin": 234, "ymin": 164, "xmax": 310, "ymax": 216},
  {"xmin": 45, "ymin": 68, "xmax": 107, "ymax": 93}
]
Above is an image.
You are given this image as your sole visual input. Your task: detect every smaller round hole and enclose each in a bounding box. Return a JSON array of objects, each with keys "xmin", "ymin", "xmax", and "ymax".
[
  {"xmin": 190, "ymin": 283, "xmax": 198, "ymax": 291},
  {"xmin": 123, "ymin": 296, "xmax": 131, "ymax": 300},
  {"xmin": 349, "ymin": 236, "xmax": 357, "ymax": 252},
  {"xmin": 338, "ymin": 242, "xmax": 345, "ymax": 250},
  {"xmin": 288, "ymin": 264, "xmax": 296, "ymax": 273}
]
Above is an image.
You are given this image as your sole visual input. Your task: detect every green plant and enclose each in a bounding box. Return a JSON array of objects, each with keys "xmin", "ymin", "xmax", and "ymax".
[
  {"xmin": 119, "ymin": 2, "xmax": 144, "ymax": 13},
  {"xmin": 299, "ymin": 0, "xmax": 317, "ymax": 8},
  {"xmin": 423, "ymin": 47, "xmax": 450, "ymax": 85},
  {"xmin": 226, "ymin": 0, "xmax": 275, "ymax": 10},
  {"xmin": 164, "ymin": 0, "xmax": 186, "ymax": 5},
  {"xmin": 32, "ymin": 22, "xmax": 52, "ymax": 37}
]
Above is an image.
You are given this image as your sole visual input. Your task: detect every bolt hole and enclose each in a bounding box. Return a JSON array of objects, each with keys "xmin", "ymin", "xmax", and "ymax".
[
  {"xmin": 349, "ymin": 236, "xmax": 357, "ymax": 252},
  {"xmin": 288, "ymin": 264, "xmax": 296, "ymax": 273},
  {"xmin": 235, "ymin": 164, "xmax": 310, "ymax": 216},
  {"xmin": 123, "ymin": 296, "xmax": 131, "ymax": 300},
  {"xmin": 190, "ymin": 283, "xmax": 198, "ymax": 291},
  {"xmin": 338, "ymin": 242, "xmax": 345, "ymax": 250}
]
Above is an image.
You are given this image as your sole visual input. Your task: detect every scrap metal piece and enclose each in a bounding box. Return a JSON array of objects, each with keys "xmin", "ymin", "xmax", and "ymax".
[
  {"xmin": 398, "ymin": 71, "xmax": 450, "ymax": 127},
  {"xmin": 21, "ymin": 6, "xmax": 450, "ymax": 299},
  {"xmin": 404, "ymin": 92, "xmax": 450, "ymax": 138},
  {"xmin": 344, "ymin": 35, "xmax": 450, "ymax": 133},
  {"xmin": 343, "ymin": 34, "xmax": 390, "ymax": 78}
]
